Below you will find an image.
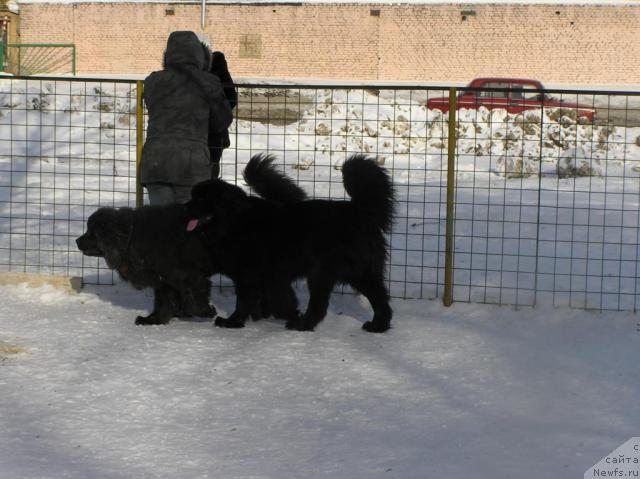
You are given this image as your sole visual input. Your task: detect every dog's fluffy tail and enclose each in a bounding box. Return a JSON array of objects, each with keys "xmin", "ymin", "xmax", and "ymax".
[
  {"xmin": 243, "ymin": 154, "xmax": 308, "ymax": 204},
  {"xmin": 342, "ymin": 155, "xmax": 395, "ymax": 233}
]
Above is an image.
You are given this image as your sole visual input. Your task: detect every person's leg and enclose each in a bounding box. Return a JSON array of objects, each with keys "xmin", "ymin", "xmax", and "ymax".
[
  {"xmin": 209, "ymin": 148, "xmax": 223, "ymax": 178},
  {"xmin": 146, "ymin": 183, "xmax": 176, "ymax": 206}
]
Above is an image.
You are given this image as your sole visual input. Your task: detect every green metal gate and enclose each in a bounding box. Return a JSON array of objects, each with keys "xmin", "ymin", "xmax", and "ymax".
[{"xmin": 0, "ymin": 43, "xmax": 76, "ymax": 75}]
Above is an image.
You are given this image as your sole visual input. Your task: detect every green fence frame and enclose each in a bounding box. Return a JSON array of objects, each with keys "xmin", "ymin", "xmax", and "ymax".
[
  {"xmin": 443, "ymin": 88, "xmax": 457, "ymax": 306},
  {"xmin": 0, "ymin": 43, "xmax": 76, "ymax": 75}
]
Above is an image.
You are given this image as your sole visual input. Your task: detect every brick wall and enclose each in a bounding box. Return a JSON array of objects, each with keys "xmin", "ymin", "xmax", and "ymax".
[{"xmin": 17, "ymin": 2, "xmax": 640, "ymax": 85}]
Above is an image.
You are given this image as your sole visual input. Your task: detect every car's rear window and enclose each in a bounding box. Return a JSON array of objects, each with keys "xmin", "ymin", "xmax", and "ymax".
[{"xmin": 477, "ymin": 82, "xmax": 509, "ymax": 98}]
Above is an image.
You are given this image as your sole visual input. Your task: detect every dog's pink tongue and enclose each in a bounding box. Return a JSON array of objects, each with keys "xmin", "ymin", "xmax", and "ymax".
[{"xmin": 186, "ymin": 219, "xmax": 199, "ymax": 232}]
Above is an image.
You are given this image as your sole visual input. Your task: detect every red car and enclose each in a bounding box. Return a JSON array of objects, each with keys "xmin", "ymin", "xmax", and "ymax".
[{"xmin": 426, "ymin": 77, "xmax": 596, "ymax": 122}]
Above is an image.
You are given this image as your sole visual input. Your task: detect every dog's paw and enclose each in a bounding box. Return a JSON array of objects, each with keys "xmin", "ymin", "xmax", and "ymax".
[
  {"xmin": 181, "ymin": 303, "xmax": 216, "ymax": 319},
  {"xmin": 199, "ymin": 304, "xmax": 217, "ymax": 318},
  {"xmin": 285, "ymin": 319, "xmax": 315, "ymax": 332},
  {"xmin": 135, "ymin": 314, "xmax": 170, "ymax": 326},
  {"xmin": 362, "ymin": 321, "xmax": 390, "ymax": 333},
  {"xmin": 250, "ymin": 306, "xmax": 268, "ymax": 322},
  {"xmin": 285, "ymin": 319, "xmax": 299, "ymax": 330},
  {"xmin": 214, "ymin": 317, "xmax": 245, "ymax": 328}
]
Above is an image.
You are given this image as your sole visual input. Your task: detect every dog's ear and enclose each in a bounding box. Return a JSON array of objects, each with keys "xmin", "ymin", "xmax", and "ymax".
[
  {"xmin": 91, "ymin": 225, "xmax": 119, "ymax": 269},
  {"xmin": 189, "ymin": 180, "xmax": 249, "ymax": 221},
  {"xmin": 100, "ymin": 239, "xmax": 123, "ymax": 271},
  {"xmin": 220, "ymin": 183, "xmax": 248, "ymax": 204},
  {"xmin": 199, "ymin": 181, "xmax": 247, "ymax": 209},
  {"xmin": 216, "ymin": 183, "xmax": 251, "ymax": 217},
  {"xmin": 191, "ymin": 180, "xmax": 215, "ymax": 202}
]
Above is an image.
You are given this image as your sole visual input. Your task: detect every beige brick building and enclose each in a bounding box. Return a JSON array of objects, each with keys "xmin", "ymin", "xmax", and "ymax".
[{"xmin": 14, "ymin": 1, "xmax": 640, "ymax": 85}]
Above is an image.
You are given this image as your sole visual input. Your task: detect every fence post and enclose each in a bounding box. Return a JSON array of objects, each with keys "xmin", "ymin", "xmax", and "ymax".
[
  {"xmin": 135, "ymin": 80, "xmax": 144, "ymax": 208},
  {"xmin": 443, "ymin": 87, "xmax": 457, "ymax": 307},
  {"xmin": 71, "ymin": 44, "xmax": 76, "ymax": 75}
]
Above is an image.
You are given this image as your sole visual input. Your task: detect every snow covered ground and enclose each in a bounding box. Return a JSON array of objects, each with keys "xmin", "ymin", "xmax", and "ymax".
[{"xmin": 0, "ymin": 282, "xmax": 638, "ymax": 479}]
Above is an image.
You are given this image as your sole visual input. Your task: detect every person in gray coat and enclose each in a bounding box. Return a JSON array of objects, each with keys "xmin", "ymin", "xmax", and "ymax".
[{"xmin": 140, "ymin": 31, "xmax": 233, "ymax": 205}]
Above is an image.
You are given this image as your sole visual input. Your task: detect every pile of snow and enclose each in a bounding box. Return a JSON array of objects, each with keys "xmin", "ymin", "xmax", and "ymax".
[
  {"xmin": 275, "ymin": 89, "xmax": 640, "ymax": 179},
  {"xmin": 0, "ymin": 80, "xmax": 137, "ymax": 161},
  {"xmin": 2, "ymin": 80, "xmax": 640, "ymax": 181}
]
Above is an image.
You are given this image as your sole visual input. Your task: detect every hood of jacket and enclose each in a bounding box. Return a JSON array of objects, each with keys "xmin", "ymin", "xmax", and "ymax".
[{"xmin": 162, "ymin": 31, "xmax": 206, "ymax": 70}]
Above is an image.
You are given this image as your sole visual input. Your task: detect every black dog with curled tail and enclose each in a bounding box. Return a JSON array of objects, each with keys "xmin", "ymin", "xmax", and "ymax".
[{"xmin": 186, "ymin": 153, "xmax": 395, "ymax": 333}]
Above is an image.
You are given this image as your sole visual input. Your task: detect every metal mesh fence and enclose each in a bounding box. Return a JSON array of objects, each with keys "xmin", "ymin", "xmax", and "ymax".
[
  {"xmin": 2, "ymin": 76, "xmax": 640, "ymax": 311},
  {"xmin": 0, "ymin": 77, "xmax": 138, "ymax": 284},
  {"xmin": 448, "ymin": 87, "xmax": 640, "ymax": 310},
  {"xmin": 226, "ymin": 86, "xmax": 451, "ymax": 301}
]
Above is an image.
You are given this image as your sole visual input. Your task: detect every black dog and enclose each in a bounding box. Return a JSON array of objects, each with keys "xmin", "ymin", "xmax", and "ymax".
[
  {"xmin": 186, "ymin": 153, "xmax": 395, "ymax": 333},
  {"xmin": 185, "ymin": 154, "xmax": 308, "ymax": 327},
  {"xmin": 76, "ymin": 205, "xmax": 217, "ymax": 325}
]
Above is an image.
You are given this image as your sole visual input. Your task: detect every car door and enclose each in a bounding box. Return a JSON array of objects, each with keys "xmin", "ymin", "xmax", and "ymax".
[{"xmin": 476, "ymin": 81, "xmax": 510, "ymax": 112}]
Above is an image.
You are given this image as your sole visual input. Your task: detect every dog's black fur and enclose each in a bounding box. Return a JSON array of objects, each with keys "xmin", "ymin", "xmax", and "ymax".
[
  {"xmin": 186, "ymin": 153, "xmax": 395, "ymax": 333},
  {"xmin": 185, "ymin": 154, "xmax": 308, "ymax": 327},
  {"xmin": 76, "ymin": 205, "xmax": 217, "ymax": 325}
]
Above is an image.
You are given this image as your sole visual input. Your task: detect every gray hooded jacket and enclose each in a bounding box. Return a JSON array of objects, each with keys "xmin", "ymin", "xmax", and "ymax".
[{"xmin": 140, "ymin": 31, "xmax": 233, "ymax": 186}]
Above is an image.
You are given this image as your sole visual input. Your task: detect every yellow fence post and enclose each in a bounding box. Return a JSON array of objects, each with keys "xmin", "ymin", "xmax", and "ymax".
[
  {"xmin": 443, "ymin": 87, "xmax": 457, "ymax": 307},
  {"xmin": 135, "ymin": 80, "xmax": 144, "ymax": 208}
]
